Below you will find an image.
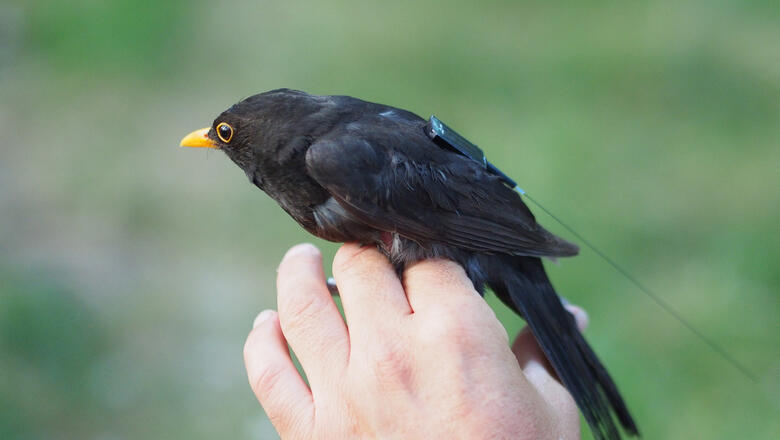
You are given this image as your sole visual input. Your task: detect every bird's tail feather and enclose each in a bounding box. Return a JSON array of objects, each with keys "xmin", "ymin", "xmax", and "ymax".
[{"xmin": 495, "ymin": 256, "xmax": 639, "ymax": 440}]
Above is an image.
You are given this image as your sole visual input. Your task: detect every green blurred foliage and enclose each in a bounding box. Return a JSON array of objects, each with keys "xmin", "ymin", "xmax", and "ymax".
[
  {"xmin": 23, "ymin": 0, "xmax": 186, "ymax": 75},
  {"xmin": 0, "ymin": 271, "xmax": 110, "ymax": 439},
  {"xmin": 1, "ymin": 0, "xmax": 778, "ymax": 438}
]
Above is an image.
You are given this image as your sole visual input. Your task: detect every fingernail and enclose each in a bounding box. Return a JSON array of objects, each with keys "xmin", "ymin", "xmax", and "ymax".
[
  {"xmin": 564, "ymin": 304, "xmax": 589, "ymax": 331},
  {"xmin": 253, "ymin": 310, "xmax": 274, "ymax": 328},
  {"xmin": 282, "ymin": 243, "xmax": 319, "ymax": 263}
]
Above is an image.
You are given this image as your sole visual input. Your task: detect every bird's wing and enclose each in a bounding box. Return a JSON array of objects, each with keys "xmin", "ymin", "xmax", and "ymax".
[{"xmin": 305, "ymin": 129, "xmax": 579, "ymax": 258}]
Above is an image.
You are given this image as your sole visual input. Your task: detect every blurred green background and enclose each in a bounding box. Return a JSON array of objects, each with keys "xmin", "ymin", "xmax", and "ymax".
[{"xmin": 1, "ymin": 0, "xmax": 778, "ymax": 438}]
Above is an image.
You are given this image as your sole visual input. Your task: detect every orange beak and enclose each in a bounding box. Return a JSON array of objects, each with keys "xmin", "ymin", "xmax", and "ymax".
[{"xmin": 180, "ymin": 127, "xmax": 217, "ymax": 148}]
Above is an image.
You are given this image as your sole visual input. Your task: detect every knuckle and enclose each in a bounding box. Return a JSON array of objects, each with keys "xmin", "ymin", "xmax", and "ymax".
[
  {"xmin": 369, "ymin": 340, "xmax": 406, "ymax": 367},
  {"xmin": 252, "ymin": 363, "xmax": 286, "ymax": 397},
  {"xmin": 280, "ymin": 291, "xmax": 328, "ymax": 330},
  {"xmin": 359, "ymin": 340, "xmax": 412, "ymax": 387}
]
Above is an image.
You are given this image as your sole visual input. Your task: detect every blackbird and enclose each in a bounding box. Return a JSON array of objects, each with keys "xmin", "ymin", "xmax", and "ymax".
[{"xmin": 181, "ymin": 88, "xmax": 638, "ymax": 439}]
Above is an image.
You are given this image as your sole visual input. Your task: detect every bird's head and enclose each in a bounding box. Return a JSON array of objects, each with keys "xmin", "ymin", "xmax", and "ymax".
[{"xmin": 179, "ymin": 89, "xmax": 322, "ymax": 174}]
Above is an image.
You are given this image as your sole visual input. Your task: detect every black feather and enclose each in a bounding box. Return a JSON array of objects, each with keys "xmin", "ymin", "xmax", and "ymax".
[{"xmin": 486, "ymin": 255, "xmax": 639, "ymax": 440}]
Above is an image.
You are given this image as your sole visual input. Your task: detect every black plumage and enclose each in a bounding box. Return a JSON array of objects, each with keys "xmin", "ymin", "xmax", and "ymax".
[{"xmin": 186, "ymin": 88, "xmax": 638, "ymax": 439}]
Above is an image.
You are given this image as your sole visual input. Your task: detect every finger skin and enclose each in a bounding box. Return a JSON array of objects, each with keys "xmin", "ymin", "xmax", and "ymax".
[
  {"xmin": 276, "ymin": 243, "xmax": 350, "ymax": 385},
  {"xmin": 244, "ymin": 310, "xmax": 313, "ymax": 436},
  {"xmin": 332, "ymin": 243, "xmax": 413, "ymax": 335},
  {"xmin": 402, "ymin": 258, "xmax": 482, "ymax": 312}
]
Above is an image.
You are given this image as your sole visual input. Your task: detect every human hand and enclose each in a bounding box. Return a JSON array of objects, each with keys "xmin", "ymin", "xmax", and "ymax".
[{"xmin": 244, "ymin": 243, "xmax": 587, "ymax": 439}]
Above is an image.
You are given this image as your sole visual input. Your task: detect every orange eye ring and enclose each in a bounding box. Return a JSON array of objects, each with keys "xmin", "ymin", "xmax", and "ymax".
[{"xmin": 216, "ymin": 122, "xmax": 234, "ymax": 143}]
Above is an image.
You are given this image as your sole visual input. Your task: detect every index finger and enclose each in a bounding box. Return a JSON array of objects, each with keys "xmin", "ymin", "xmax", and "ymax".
[
  {"xmin": 276, "ymin": 244, "xmax": 350, "ymax": 384},
  {"xmin": 332, "ymin": 244, "xmax": 413, "ymax": 339}
]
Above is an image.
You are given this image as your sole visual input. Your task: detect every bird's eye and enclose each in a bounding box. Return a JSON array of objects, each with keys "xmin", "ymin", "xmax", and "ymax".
[{"xmin": 216, "ymin": 122, "xmax": 234, "ymax": 143}]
